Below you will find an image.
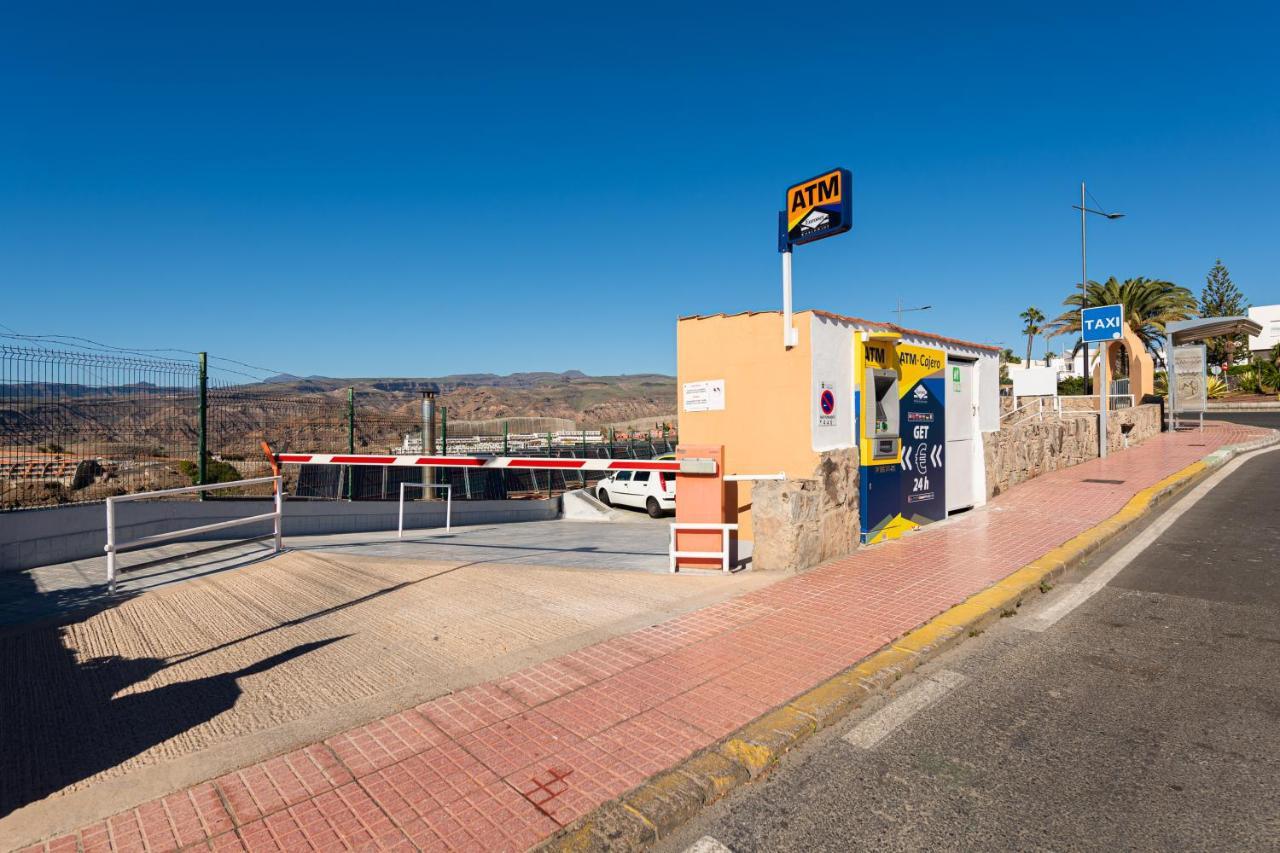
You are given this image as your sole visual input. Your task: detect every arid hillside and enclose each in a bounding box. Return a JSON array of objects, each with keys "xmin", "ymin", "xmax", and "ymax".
[{"xmin": 248, "ymin": 371, "xmax": 677, "ymax": 425}]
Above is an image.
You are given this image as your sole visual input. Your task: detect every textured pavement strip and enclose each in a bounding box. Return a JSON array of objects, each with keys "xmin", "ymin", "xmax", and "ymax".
[
  {"xmin": 841, "ymin": 670, "xmax": 968, "ymax": 750},
  {"xmin": 682, "ymin": 837, "xmax": 732, "ymax": 853},
  {"xmin": 17, "ymin": 423, "xmax": 1265, "ymax": 852}
]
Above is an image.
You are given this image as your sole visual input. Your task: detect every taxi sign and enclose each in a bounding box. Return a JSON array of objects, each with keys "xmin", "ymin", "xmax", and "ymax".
[
  {"xmin": 784, "ymin": 168, "xmax": 852, "ymax": 246},
  {"xmin": 1081, "ymin": 304, "xmax": 1124, "ymax": 343}
]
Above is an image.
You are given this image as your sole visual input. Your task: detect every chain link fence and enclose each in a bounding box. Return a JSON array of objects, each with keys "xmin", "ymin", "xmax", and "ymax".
[{"xmin": 1, "ymin": 345, "xmax": 676, "ymax": 511}]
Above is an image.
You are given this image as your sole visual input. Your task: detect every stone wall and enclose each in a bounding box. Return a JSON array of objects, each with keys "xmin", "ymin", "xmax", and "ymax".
[
  {"xmin": 1106, "ymin": 402, "xmax": 1160, "ymax": 452},
  {"xmin": 983, "ymin": 403, "xmax": 1161, "ymax": 499},
  {"xmin": 750, "ymin": 447, "xmax": 858, "ymax": 573}
]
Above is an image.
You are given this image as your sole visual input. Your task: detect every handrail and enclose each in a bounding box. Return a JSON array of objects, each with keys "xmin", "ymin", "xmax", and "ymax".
[
  {"xmin": 1001, "ymin": 396, "xmax": 1060, "ymax": 422},
  {"xmin": 398, "ymin": 482, "xmax": 452, "ymax": 538},
  {"xmin": 105, "ymin": 476, "xmax": 283, "ymax": 593},
  {"xmin": 1003, "ymin": 394, "xmax": 1137, "ymax": 423},
  {"xmin": 106, "ymin": 475, "xmax": 282, "ymax": 501}
]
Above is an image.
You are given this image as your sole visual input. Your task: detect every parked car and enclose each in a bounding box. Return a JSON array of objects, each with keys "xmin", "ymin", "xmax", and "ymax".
[{"xmin": 595, "ymin": 461, "xmax": 675, "ymax": 517}]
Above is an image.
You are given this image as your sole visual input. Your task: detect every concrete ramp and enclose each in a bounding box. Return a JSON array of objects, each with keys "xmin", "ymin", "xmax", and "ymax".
[
  {"xmin": 561, "ymin": 488, "xmax": 633, "ymax": 522},
  {"xmin": 0, "ymin": 545, "xmax": 777, "ymax": 843}
]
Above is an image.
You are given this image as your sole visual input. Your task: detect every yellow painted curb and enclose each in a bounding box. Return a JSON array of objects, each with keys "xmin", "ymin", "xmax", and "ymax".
[{"xmin": 536, "ymin": 438, "xmax": 1273, "ymax": 852}]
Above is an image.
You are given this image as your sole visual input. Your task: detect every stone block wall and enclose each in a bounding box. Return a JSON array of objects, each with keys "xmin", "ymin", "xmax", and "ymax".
[
  {"xmin": 1106, "ymin": 403, "xmax": 1160, "ymax": 453},
  {"xmin": 750, "ymin": 447, "xmax": 858, "ymax": 573},
  {"xmin": 983, "ymin": 403, "xmax": 1161, "ymax": 499}
]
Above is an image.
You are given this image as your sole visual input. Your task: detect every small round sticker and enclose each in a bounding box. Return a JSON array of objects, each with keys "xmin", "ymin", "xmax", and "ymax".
[{"xmin": 819, "ymin": 389, "xmax": 836, "ymax": 415}]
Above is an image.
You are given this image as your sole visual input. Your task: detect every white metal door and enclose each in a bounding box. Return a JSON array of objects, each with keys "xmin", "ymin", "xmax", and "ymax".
[{"xmin": 946, "ymin": 359, "xmax": 977, "ymax": 512}]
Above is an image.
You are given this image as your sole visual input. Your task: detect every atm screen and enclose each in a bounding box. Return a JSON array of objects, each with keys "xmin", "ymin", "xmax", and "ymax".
[{"xmin": 871, "ymin": 370, "xmax": 899, "ymax": 437}]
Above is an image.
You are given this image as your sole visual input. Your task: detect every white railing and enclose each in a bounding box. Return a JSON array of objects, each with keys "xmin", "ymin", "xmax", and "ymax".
[
  {"xmin": 105, "ymin": 476, "xmax": 283, "ymax": 593},
  {"xmin": 398, "ymin": 482, "xmax": 452, "ymax": 539},
  {"xmin": 1002, "ymin": 396, "xmax": 1061, "ymax": 423},
  {"xmin": 1002, "ymin": 394, "xmax": 1136, "ymax": 423},
  {"xmin": 669, "ymin": 522, "xmax": 738, "ymax": 573}
]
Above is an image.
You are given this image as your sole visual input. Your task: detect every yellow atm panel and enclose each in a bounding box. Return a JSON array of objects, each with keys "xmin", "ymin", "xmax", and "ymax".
[{"xmin": 857, "ymin": 334, "xmax": 947, "ymax": 544}]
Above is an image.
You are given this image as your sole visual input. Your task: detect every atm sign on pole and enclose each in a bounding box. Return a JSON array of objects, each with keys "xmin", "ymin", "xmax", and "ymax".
[
  {"xmin": 779, "ymin": 167, "xmax": 852, "ymax": 349},
  {"xmin": 784, "ymin": 168, "xmax": 852, "ymax": 246}
]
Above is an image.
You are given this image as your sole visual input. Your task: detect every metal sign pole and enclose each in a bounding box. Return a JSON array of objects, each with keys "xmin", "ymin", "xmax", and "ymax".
[
  {"xmin": 1081, "ymin": 304, "xmax": 1123, "ymax": 458},
  {"xmin": 1099, "ymin": 345, "xmax": 1109, "ymax": 459},
  {"xmin": 779, "ymin": 211, "xmax": 797, "ymax": 349},
  {"xmin": 781, "ymin": 247, "xmax": 795, "ymax": 348},
  {"xmin": 778, "ymin": 170, "xmax": 851, "ymax": 350}
]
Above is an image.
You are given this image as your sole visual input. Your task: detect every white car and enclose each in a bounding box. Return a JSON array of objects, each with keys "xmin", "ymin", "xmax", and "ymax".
[{"xmin": 595, "ymin": 467, "xmax": 675, "ymax": 517}]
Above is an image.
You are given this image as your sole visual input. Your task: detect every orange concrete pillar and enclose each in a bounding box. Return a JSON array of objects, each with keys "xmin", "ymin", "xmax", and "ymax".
[{"xmin": 674, "ymin": 444, "xmax": 725, "ymax": 569}]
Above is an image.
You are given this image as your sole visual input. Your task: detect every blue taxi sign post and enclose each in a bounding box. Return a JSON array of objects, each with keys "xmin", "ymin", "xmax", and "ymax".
[{"xmin": 1081, "ymin": 304, "xmax": 1124, "ymax": 459}]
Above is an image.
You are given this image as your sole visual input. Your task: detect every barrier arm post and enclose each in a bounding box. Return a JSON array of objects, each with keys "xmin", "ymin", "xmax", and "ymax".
[
  {"xmin": 673, "ymin": 444, "xmax": 726, "ymax": 571},
  {"xmin": 262, "ymin": 441, "xmax": 283, "ymax": 552}
]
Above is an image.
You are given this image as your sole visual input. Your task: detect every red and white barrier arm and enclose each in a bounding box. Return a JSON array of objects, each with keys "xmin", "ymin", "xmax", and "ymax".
[{"xmin": 271, "ymin": 452, "xmax": 717, "ymax": 475}]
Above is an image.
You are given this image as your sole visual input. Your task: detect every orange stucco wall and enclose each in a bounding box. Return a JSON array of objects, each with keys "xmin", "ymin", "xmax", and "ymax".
[
  {"xmin": 676, "ymin": 311, "xmax": 823, "ymax": 539},
  {"xmin": 1092, "ymin": 323, "xmax": 1155, "ymax": 399}
]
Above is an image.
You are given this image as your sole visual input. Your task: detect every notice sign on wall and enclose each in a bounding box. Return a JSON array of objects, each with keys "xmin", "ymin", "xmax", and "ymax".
[
  {"xmin": 817, "ymin": 383, "xmax": 837, "ymax": 426},
  {"xmin": 682, "ymin": 379, "xmax": 725, "ymax": 413},
  {"xmin": 1172, "ymin": 345, "xmax": 1207, "ymax": 413}
]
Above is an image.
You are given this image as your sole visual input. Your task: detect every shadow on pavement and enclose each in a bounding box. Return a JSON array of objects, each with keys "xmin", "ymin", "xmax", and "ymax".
[{"xmin": 0, "ymin": 561, "xmax": 346, "ymax": 818}]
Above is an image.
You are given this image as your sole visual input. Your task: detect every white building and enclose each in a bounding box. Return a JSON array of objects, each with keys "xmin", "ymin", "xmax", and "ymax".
[
  {"xmin": 1009, "ymin": 342, "xmax": 1168, "ymax": 386},
  {"xmin": 1248, "ymin": 305, "xmax": 1280, "ymax": 356}
]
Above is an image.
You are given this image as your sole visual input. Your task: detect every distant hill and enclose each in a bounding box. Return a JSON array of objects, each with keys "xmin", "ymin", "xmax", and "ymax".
[
  {"xmin": 0, "ymin": 370, "xmax": 677, "ymax": 470},
  {"xmin": 245, "ymin": 370, "xmax": 676, "ymax": 425}
]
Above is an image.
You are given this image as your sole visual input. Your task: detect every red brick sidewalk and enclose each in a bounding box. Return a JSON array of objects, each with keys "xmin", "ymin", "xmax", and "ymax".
[{"xmin": 20, "ymin": 423, "xmax": 1268, "ymax": 853}]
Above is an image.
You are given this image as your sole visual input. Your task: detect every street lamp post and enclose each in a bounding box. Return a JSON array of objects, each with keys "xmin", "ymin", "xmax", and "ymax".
[
  {"xmin": 1072, "ymin": 181, "xmax": 1125, "ymax": 396},
  {"xmin": 1072, "ymin": 181, "xmax": 1124, "ymax": 458},
  {"xmin": 892, "ymin": 298, "xmax": 931, "ymax": 327}
]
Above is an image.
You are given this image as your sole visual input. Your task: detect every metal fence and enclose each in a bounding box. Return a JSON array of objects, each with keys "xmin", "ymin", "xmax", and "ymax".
[{"xmin": 1, "ymin": 345, "xmax": 675, "ymax": 511}]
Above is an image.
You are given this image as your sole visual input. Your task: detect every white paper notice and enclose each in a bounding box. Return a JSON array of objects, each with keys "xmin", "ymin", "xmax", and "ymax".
[{"xmin": 683, "ymin": 379, "xmax": 725, "ymax": 413}]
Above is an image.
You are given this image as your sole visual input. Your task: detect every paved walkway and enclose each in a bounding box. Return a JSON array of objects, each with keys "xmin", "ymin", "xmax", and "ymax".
[{"xmin": 14, "ymin": 424, "xmax": 1268, "ymax": 852}]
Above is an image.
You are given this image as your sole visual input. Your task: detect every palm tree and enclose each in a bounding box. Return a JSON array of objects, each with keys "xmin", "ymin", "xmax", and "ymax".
[
  {"xmin": 1044, "ymin": 277, "xmax": 1197, "ymax": 368},
  {"xmin": 1019, "ymin": 307, "xmax": 1045, "ymax": 365}
]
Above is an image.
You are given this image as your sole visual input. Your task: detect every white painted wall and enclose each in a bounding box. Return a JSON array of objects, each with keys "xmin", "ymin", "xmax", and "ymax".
[
  {"xmin": 1011, "ymin": 366, "xmax": 1058, "ymax": 397},
  {"xmin": 978, "ymin": 355, "xmax": 1000, "ymax": 433},
  {"xmin": 1248, "ymin": 305, "xmax": 1280, "ymax": 353},
  {"xmin": 809, "ymin": 314, "xmax": 855, "ymax": 451}
]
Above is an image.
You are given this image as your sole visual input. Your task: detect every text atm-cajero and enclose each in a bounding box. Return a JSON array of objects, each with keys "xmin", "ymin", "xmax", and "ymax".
[{"xmin": 867, "ymin": 366, "xmax": 900, "ymax": 461}]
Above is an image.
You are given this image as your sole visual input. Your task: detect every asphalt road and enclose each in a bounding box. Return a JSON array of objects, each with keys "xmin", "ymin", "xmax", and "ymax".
[
  {"xmin": 660, "ymin": 432, "xmax": 1280, "ymax": 852},
  {"xmin": 1205, "ymin": 410, "xmax": 1280, "ymax": 431}
]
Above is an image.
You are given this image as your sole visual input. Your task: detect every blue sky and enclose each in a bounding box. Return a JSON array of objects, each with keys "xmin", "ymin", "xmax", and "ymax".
[{"xmin": 3, "ymin": 2, "xmax": 1278, "ymax": 380}]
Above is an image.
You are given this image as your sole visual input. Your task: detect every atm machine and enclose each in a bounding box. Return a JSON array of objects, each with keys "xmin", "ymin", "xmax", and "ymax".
[{"xmin": 856, "ymin": 333, "xmax": 947, "ymax": 543}]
